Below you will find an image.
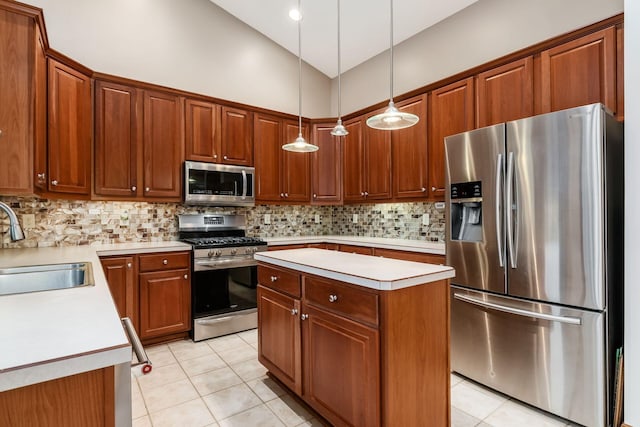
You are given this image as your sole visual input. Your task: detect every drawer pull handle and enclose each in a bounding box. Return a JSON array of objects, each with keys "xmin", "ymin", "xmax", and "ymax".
[
  {"xmin": 51, "ymin": 179, "xmax": 58, "ymax": 186},
  {"xmin": 329, "ymin": 294, "xmax": 338, "ymax": 303},
  {"xmin": 301, "ymin": 314, "xmax": 309, "ymax": 320},
  {"xmin": 270, "ymin": 276, "xmax": 278, "ymax": 282},
  {"xmin": 163, "ymin": 259, "xmax": 168, "ymax": 265},
  {"xmin": 291, "ymin": 308, "xmax": 298, "ymax": 316}
]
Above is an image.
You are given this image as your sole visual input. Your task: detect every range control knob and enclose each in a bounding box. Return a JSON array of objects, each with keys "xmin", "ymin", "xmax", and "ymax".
[
  {"xmin": 230, "ymin": 248, "xmax": 237, "ymax": 255},
  {"xmin": 208, "ymin": 249, "xmax": 222, "ymax": 258}
]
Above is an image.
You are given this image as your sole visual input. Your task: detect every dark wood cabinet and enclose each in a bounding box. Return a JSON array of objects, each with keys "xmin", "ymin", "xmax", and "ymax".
[
  {"xmin": 428, "ymin": 77, "xmax": 475, "ymax": 199},
  {"xmin": 338, "ymin": 244, "xmax": 374, "ymax": 256},
  {"xmin": 100, "ymin": 256, "xmax": 137, "ymax": 332},
  {"xmin": 342, "ymin": 117, "xmax": 365, "ymax": 202},
  {"xmin": 94, "ymin": 80, "xmax": 140, "ymax": 197},
  {"xmin": 142, "ymin": 90, "xmax": 183, "ymax": 200},
  {"xmin": 311, "ymin": 124, "xmax": 343, "ymax": 204},
  {"xmin": 221, "ymin": 106, "xmax": 253, "ymax": 166},
  {"xmin": 392, "ymin": 95, "xmax": 428, "ymax": 199},
  {"xmin": 47, "ymin": 58, "xmax": 92, "ymax": 195},
  {"xmin": 33, "ymin": 27, "xmax": 47, "ymax": 192},
  {"xmin": 185, "ymin": 99, "xmax": 221, "ymax": 163},
  {"xmin": 539, "ymin": 26, "xmax": 617, "ymax": 116},
  {"xmin": 476, "ymin": 57, "xmax": 534, "ymax": 127},
  {"xmin": 282, "ymin": 120, "xmax": 311, "ymax": 202},
  {"xmin": 373, "ymin": 247, "xmax": 445, "ymax": 265}
]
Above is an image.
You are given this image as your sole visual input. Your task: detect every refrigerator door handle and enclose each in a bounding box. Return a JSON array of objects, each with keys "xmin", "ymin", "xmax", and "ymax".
[
  {"xmin": 453, "ymin": 293, "xmax": 582, "ymax": 325},
  {"xmin": 495, "ymin": 153, "xmax": 504, "ymax": 267},
  {"xmin": 506, "ymin": 151, "xmax": 517, "ymax": 268}
]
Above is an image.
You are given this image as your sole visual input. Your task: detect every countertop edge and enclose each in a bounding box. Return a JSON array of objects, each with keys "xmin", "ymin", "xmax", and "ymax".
[{"xmin": 265, "ymin": 236, "xmax": 446, "ymax": 255}]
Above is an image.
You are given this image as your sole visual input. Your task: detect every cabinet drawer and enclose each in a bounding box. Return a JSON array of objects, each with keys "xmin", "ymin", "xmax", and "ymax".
[
  {"xmin": 374, "ymin": 248, "xmax": 445, "ymax": 265},
  {"xmin": 139, "ymin": 252, "xmax": 190, "ymax": 272},
  {"xmin": 304, "ymin": 276, "xmax": 378, "ymax": 327},
  {"xmin": 258, "ymin": 265, "xmax": 301, "ymax": 298},
  {"xmin": 338, "ymin": 244, "xmax": 374, "ymax": 255}
]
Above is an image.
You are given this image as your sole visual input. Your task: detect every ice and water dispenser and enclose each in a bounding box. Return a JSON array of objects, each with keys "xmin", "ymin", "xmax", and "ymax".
[{"xmin": 450, "ymin": 181, "xmax": 483, "ymax": 242}]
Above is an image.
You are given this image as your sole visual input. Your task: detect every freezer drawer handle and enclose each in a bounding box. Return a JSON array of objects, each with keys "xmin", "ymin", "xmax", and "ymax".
[
  {"xmin": 453, "ymin": 293, "xmax": 582, "ymax": 325},
  {"xmin": 121, "ymin": 317, "xmax": 152, "ymax": 373},
  {"xmin": 495, "ymin": 153, "xmax": 504, "ymax": 267}
]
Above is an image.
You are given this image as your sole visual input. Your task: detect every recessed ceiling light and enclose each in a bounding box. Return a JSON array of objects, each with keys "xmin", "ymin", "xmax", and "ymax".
[{"xmin": 288, "ymin": 8, "xmax": 302, "ymax": 21}]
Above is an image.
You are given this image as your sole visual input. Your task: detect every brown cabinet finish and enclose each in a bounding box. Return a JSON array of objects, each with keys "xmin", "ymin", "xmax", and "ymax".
[
  {"xmin": 100, "ymin": 256, "xmax": 137, "ymax": 332},
  {"xmin": 392, "ymin": 95, "xmax": 428, "ymax": 199},
  {"xmin": 139, "ymin": 268, "xmax": 191, "ymax": 339},
  {"xmin": 185, "ymin": 99, "xmax": 221, "ymax": 163},
  {"xmin": 47, "ymin": 58, "xmax": 92, "ymax": 195},
  {"xmin": 94, "ymin": 81, "xmax": 140, "ymax": 197},
  {"xmin": 338, "ymin": 244, "xmax": 374, "ymax": 256},
  {"xmin": 257, "ymin": 285, "xmax": 302, "ymax": 395},
  {"xmin": 33, "ymin": 27, "xmax": 47, "ymax": 192},
  {"xmin": 311, "ymin": 124, "xmax": 342, "ymax": 204},
  {"xmin": 539, "ymin": 27, "xmax": 617, "ymax": 115},
  {"xmin": 221, "ymin": 106, "xmax": 253, "ymax": 166},
  {"xmin": 428, "ymin": 77, "xmax": 475, "ymax": 199},
  {"xmin": 254, "ymin": 113, "xmax": 283, "ymax": 202},
  {"xmin": 282, "ymin": 120, "xmax": 311, "ymax": 202},
  {"xmin": 476, "ymin": 57, "xmax": 534, "ymax": 127},
  {"xmin": 342, "ymin": 117, "xmax": 365, "ymax": 202},
  {"xmin": 363, "ymin": 118, "xmax": 392, "ymax": 201},
  {"xmin": 373, "ymin": 247, "xmax": 445, "ymax": 265},
  {"xmin": 142, "ymin": 90, "xmax": 183, "ymax": 199},
  {"xmin": 257, "ymin": 264, "xmax": 301, "ymax": 298},
  {"xmin": 138, "ymin": 251, "xmax": 190, "ymax": 273}
]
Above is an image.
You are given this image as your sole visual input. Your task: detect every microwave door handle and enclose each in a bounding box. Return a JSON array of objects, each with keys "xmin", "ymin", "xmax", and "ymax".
[{"xmin": 241, "ymin": 170, "xmax": 247, "ymax": 200}]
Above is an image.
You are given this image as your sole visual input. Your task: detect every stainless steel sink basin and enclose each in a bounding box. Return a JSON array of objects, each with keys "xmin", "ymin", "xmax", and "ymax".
[{"xmin": 0, "ymin": 262, "xmax": 94, "ymax": 296}]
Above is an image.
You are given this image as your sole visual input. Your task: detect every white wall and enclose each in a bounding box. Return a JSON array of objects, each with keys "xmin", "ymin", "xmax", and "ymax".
[
  {"xmin": 28, "ymin": 0, "xmax": 332, "ymax": 118},
  {"xmin": 624, "ymin": 0, "xmax": 639, "ymax": 424},
  {"xmin": 333, "ymin": 0, "xmax": 624, "ymax": 115}
]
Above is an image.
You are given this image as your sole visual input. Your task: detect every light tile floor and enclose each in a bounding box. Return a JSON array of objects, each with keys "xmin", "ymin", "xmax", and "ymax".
[{"xmin": 132, "ymin": 329, "xmax": 579, "ymax": 427}]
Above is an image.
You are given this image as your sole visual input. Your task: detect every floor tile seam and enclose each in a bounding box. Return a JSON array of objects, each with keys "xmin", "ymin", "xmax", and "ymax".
[
  {"xmin": 262, "ymin": 397, "xmax": 295, "ymax": 426},
  {"xmin": 211, "ymin": 391, "xmax": 264, "ymax": 423},
  {"xmin": 480, "ymin": 397, "xmax": 512, "ymax": 423},
  {"xmin": 451, "ymin": 404, "xmax": 483, "ymax": 425}
]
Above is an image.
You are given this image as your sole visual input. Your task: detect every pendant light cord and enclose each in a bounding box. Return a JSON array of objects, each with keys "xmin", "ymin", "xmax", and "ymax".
[
  {"xmin": 337, "ymin": 0, "xmax": 342, "ymax": 120},
  {"xmin": 389, "ymin": 0, "xmax": 394, "ymax": 103},
  {"xmin": 297, "ymin": 0, "xmax": 303, "ymax": 137}
]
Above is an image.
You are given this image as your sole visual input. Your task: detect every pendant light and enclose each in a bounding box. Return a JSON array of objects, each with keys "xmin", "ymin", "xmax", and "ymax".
[
  {"xmin": 366, "ymin": 0, "xmax": 419, "ymax": 130},
  {"xmin": 330, "ymin": 0, "xmax": 348, "ymax": 137},
  {"xmin": 283, "ymin": 0, "xmax": 318, "ymax": 152}
]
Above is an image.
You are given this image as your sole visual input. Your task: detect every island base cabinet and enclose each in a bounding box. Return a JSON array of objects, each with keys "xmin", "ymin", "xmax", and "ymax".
[{"xmin": 303, "ymin": 305, "xmax": 380, "ymax": 427}]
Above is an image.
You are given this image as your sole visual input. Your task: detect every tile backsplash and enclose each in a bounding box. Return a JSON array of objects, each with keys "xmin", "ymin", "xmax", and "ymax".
[{"xmin": 0, "ymin": 196, "xmax": 445, "ymax": 248}]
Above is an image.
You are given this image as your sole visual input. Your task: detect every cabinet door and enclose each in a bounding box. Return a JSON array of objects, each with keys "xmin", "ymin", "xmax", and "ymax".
[
  {"xmin": 539, "ymin": 27, "xmax": 616, "ymax": 115},
  {"xmin": 476, "ymin": 57, "xmax": 533, "ymax": 127},
  {"xmin": 185, "ymin": 99, "xmax": 221, "ymax": 163},
  {"xmin": 221, "ymin": 106, "xmax": 253, "ymax": 166},
  {"xmin": 282, "ymin": 120, "xmax": 310, "ymax": 202},
  {"xmin": 0, "ymin": 10, "xmax": 33, "ymax": 194},
  {"xmin": 428, "ymin": 77, "xmax": 475, "ymax": 199},
  {"xmin": 139, "ymin": 268, "xmax": 190, "ymax": 338},
  {"xmin": 47, "ymin": 59, "xmax": 92, "ymax": 195},
  {"xmin": 393, "ymin": 95, "xmax": 428, "ymax": 199},
  {"xmin": 254, "ymin": 113, "xmax": 283, "ymax": 202},
  {"xmin": 94, "ymin": 80, "xmax": 140, "ymax": 197},
  {"xmin": 342, "ymin": 117, "xmax": 365, "ymax": 202},
  {"xmin": 34, "ymin": 27, "xmax": 47, "ymax": 192},
  {"xmin": 303, "ymin": 305, "xmax": 379, "ymax": 427},
  {"xmin": 142, "ymin": 90, "xmax": 183, "ymax": 199},
  {"xmin": 364, "ymin": 118, "xmax": 392, "ymax": 200},
  {"xmin": 257, "ymin": 285, "xmax": 302, "ymax": 394},
  {"xmin": 100, "ymin": 256, "xmax": 137, "ymax": 332},
  {"xmin": 311, "ymin": 124, "xmax": 342, "ymax": 204}
]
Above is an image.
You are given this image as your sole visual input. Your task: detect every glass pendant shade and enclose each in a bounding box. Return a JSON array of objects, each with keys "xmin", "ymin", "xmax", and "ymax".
[
  {"xmin": 331, "ymin": 119, "xmax": 348, "ymax": 136},
  {"xmin": 282, "ymin": 133, "xmax": 318, "ymax": 152}
]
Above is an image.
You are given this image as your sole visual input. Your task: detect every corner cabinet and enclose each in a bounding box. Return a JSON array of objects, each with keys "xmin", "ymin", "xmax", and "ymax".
[
  {"xmin": 257, "ymin": 263, "xmax": 450, "ymax": 427},
  {"xmin": 100, "ymin": 256, "xmax": 137, "ymax": 332}
]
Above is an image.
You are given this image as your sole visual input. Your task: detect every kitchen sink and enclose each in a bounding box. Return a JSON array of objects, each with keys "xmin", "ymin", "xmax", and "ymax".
[{"xmin": 0, "ymin": 262, "xmax": 94, "ymax": 296}]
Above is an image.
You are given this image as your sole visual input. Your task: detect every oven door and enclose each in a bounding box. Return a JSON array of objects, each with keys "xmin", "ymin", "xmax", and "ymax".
[{"xmin": 184, "ymin": 161, "xmax": 255, "ymax": 206}]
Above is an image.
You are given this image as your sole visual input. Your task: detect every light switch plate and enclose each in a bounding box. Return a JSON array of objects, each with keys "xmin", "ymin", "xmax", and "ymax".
[
  {"xmin": 352, "ymin": 214, "xmax": 358, "ymax": 223},
  {"xmin": 314, "ymin": 214, "xmax": 320, "ymax": 223},
  {"xmin": 264, "ymin": 214, "xmax": 271, "ymax": 225},
  {"xmin": 21, "ymin": 214, "xmax": 35, "ymax": 229},
  {"xmin": 422, "ymin": 213, "xmax": 430, "ymax": 226}
]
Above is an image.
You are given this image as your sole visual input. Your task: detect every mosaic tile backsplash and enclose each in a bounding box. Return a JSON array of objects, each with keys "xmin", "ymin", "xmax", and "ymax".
[{"xmin": 0, "ymin": 196, "xmax": 445, "ymax": 248}]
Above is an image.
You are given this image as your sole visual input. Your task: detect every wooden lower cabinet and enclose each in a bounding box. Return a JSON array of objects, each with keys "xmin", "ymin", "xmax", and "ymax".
[
  {"xmin": 338, "ymin": 244, "xmax": 374, "ymax": 256},
  {"xmin": 139, "ymin": 268, "xmax": 190, "ymax": 339},
  {"xmin": 373, "ymin": 247, "xmax": 445, "ymax": 265},
  {"xmin": 100, "ymin": 256, "xmax": 137, "ymax": 332},
  {"xmin": 257, "ymin": 263, "xmax": 450, "ymax": 427}
]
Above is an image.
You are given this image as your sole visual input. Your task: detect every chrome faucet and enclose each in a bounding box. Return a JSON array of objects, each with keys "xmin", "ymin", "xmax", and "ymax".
[{"xmin": 0, "ymin": 201, "xmax": 25, "ymax": 241}]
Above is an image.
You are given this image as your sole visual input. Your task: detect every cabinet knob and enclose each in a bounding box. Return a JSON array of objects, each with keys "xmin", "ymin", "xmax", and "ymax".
[
  {"xmin": 360, "ymin": 191, "xmax": 365, "ymax": 196},
  {"xmin": 364, "ymin": 191, "xmax": 368, "ymax": 196},
  {"xmin": 127, "ymin": 262, "xmax": 132, "ymax": 268},
  {"xmin": 131, "ymin": 186, "xmax": 137, "ymax": 192},
  {"xmin": 51, "ymin": 179, "xmax": 58, "ymax": 186},
  {"xmin": 301, "ymin": 314, "xmax": 309, "ymax": 320},
  {"xmin": 328, "ymin": 294, "xmax": 338, "ymax": 303},
  {"xmin": 0, "ymin": 129, "xmax": 3, "ymax": 137},
  {"xmin": 145, "ymin": 187, "xmax": 150, "ymax": 192},
  {"xmin": 313, "ymin": 194, "xmax": 317, "ymax": 198},
  {"xmin": 184, "ymin": 274, "xmax": 188, "ymax": 280},
  {"xmin": 280, "ymin": 193, "xmax": 285, "ymax": 198},
  {"xmin": 223, "ymin": 155, "xmax": 228, "ymax": 160},
  {"xmin": 37, "ymin": 173, "xmax": 45, "ymax": 179},
  {"xmin": 213, "ymin": 154, "xmax": 218, "ymax": 159},
  {"xmin": 163, "ymin": 259, "xmax": 168, "ymax": 265},
  {"xmin": 284, "ymin": 193, "xmax": 289, "ymax": 198},
  {"xmin": 270, "ymin": 276, "xmax": 278, "ymax": 282},
  {"xmin": 291, "ymin": 308, "xmax": 298, "ymax": 316},
  {"xmin": 431, "ymin": 186, "xmax": 437, "ymax": 192},
  {"xmin": 421, "ymin": 187, "xmax": 427, "ymax": 192}
]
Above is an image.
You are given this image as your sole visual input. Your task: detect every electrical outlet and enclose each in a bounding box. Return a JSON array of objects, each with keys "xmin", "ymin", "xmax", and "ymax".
[
  {"xmin": 264, "ymin": 214, "xmax": 271, "ymax": 225},
  {"xmin": 21, "ymin": 214, "xmax": 35, "ymax": 229},
  {"xmin": 422, "ymin": 213, "xmax": 430, "ymax": 226},
  {"xmin": 435, "ymin": 202, "xmax": 445, "ymax": 210},
  {"xmin": 314, "ymin": 214, "xmax": 320, "ymax": 223},
  {"xmin": 352, "ymin": 214, "xmax": 358, "ymax": 223}
]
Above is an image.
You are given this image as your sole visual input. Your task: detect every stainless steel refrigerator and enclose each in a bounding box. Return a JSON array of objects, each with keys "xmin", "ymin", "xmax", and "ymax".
[{"xmin": 445, "ymin": 103, "xmax": 623, "ymax": 427}]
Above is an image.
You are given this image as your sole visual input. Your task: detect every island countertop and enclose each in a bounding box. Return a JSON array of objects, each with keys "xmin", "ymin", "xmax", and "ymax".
[{"xmin": 255, "ymin": 248, "xmax": 454, "ymax": 291}]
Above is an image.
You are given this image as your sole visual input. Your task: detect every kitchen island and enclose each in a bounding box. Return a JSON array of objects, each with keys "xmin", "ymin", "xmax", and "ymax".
[{"xmin": 255, "ymin": 248, "xmax": 455, "ymax": 427}]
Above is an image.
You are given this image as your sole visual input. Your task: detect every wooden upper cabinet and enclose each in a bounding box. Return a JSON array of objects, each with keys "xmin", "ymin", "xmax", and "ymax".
[
  {"xmin": 364, "ymin": 118, "xmax": 392, "ymax": 201},
  {"xmin": 47, "ymin": 58, "xmax": 92, "ymax": 195},
  {"xmin": 428, "ymin": 77, "xmax": 475, "ymax": 199},
  {"xmin": 311, "ymin": 124, "xmax": 342, "ymax": 205},
  {"xmin": 185, "ymin": 99, "xmax": 221, "ymax": 163},
  {"xmin": 342, "ymin": 117, "xmax": 365, "ymax": 202},
  {"xmin": 254, "ymin": 113, "xmax": 283, "ymax": 202},
  {"xmin": 34, "ymin": 27, "xmax": 47, "ymax": 193},
  {"xmin": 221, "ymin": 106, "xmax": 253, "ymax": 166},
  {"xmin": 539, "ymin": 26, "xmax": 616, "ymax": 115},
  {"xmin": 142, "ymin": 90, "xmax": 183, "ymax": 199},
  {"xmin": 282, "ymin": 120, "xmax": 311, "ymax": 202},
  {"xmin": 94, "ymin": 80, "xmax": 140, "ymax": 197},
  {"xmin": 476, "ymin": 57, "xmax": 534, "ymax": 127},
  {"xmin": 393, "ymin": 95, "xmax": 428, "ymax": 199}
]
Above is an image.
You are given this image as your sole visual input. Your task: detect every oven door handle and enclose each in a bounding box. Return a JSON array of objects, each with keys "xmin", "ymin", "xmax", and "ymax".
[
  {"xmin": 241, "ymin": 170, "xmax": 247, "ymax": 200},
  {"xmin": 196, "ymin": 316, "xmax": 235, "ymax": 325},
  {"xmin": 194, "ymin": 257, "xmax": 258, "ymax": 270}
]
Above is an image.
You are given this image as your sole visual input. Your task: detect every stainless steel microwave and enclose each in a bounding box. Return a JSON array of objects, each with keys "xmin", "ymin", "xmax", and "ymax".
[{"xmin": 184, "ymin": 161, "xmax": 255, "ymax": 206}]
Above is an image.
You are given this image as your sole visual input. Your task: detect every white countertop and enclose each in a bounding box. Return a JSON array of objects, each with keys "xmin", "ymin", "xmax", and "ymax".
[
  {"xmin": 265, "ymin": 235, "xmax": 445, "ymax": 255},
  {"xmin": 0, "ymin": 241, "xmax": 192, "ymax": 392},
  {"xmin": 255, "ymin": 248, "xmax": 454, "ymax": 291}
]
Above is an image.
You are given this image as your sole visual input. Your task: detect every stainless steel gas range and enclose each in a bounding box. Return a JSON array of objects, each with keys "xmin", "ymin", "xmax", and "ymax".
[{"xmin": 178, "ymin": 214, "xmax": 267, "ymax": 341}]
